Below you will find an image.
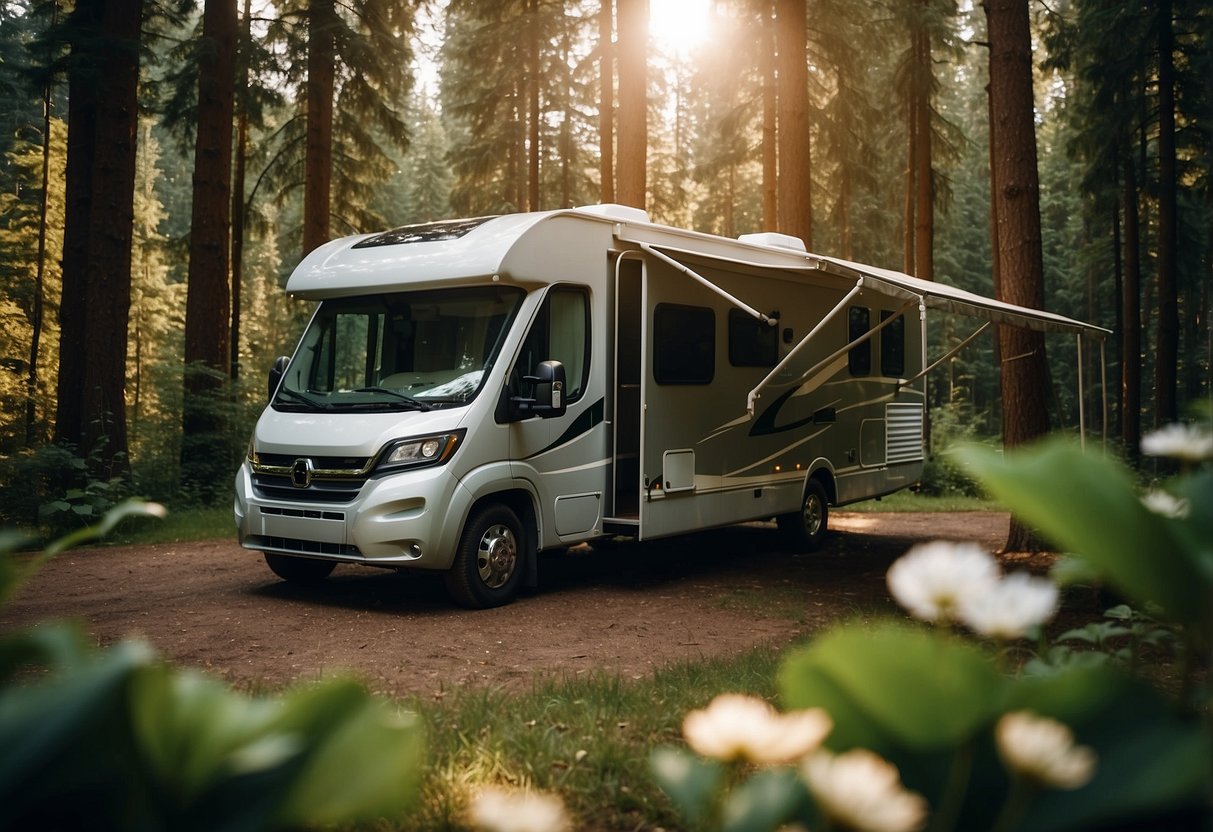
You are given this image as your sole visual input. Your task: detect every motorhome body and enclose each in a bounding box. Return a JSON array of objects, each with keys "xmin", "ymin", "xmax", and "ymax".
[{"xmin": 234, "ymin": 204, "xmax": 1107, "ymax": 607}]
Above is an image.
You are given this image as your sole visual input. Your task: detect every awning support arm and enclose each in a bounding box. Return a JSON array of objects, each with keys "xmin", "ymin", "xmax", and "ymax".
[
  {"xmin": 898, "ymin": 320, "xmax": 993, "ymax": 390},
  {"xmin": 640, "ymin": 243, "xmax": 776, "ymax": 326},
  {"xmin": 1077, "ymin": 333, "xmax": 1086, "ymax": 450},
  {"xmin": 747, "ymin": 279, "xmax": 864, "ymax": 415},
  {"xmin": 792, "ymin": 296, "xmax": 921, "ymax": 392}
]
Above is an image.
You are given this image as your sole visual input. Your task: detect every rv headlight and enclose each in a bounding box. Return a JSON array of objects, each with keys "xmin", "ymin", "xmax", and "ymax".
[{"xmin": 375, "ymin": 430, "xmax": 466, "ymax": 474}]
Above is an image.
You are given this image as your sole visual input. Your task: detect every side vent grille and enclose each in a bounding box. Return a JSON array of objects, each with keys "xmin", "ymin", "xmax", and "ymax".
[{"xmin": 886, "ymin": 403, "xmax": 924, "ymax": 464}]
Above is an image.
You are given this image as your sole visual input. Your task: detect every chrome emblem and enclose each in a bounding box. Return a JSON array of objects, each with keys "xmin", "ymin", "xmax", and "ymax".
[{"xmin": 290, "ymin": 458, "xmax": 313, "ymax": 488}]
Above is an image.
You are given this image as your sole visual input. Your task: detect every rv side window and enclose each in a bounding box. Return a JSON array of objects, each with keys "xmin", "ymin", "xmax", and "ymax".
[
  {"xmin": 728, "ymin": 308, "xmax": 778, "ymax": 367},
  {"xmin": 655, "ymin": 303, "xmax": 714, "ymax": 384},
  {"xmin": 880, "ymin": 310, "xmax": 905, "ymax": 377},
  {"xmin": 515, "ymin": 286, "xmax": 590, "ymax": 402},
  {"xmin": 848, "ymin": 306, "xmax": 871, "ymax": 376}
]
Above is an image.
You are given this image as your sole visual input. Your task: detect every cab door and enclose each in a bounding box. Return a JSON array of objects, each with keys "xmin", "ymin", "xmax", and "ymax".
[{"xmin": 506, "ymin": 285, "xmax": 607, "ymax": 545}]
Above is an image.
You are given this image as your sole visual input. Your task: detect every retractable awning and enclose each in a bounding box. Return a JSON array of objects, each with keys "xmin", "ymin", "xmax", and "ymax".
[{"xmin": 618, "ymin": 225, "xmax": 1111, "ymax": 444}]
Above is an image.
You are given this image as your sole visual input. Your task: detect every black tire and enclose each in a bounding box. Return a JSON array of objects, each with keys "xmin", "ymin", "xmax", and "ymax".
[
  {"xmin": 264, "ymin": 553, "xmax": 336, "ymax": 584},
  {"xmin": 445, "ymin": 504, "xmax": 526, "ymax": 608},
  {"xmin": 777, "ymin": 478, "xmax": 830, "ymax": 552}
]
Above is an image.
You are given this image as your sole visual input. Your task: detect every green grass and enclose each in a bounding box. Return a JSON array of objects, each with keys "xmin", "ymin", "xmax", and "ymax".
[
  {"xmin": 392, "ymin": 645, "xmax": 790, "ymax": 831},
  {"xmin": 104, "ymin": 504, "xmax": 234, "ymax": 546}
]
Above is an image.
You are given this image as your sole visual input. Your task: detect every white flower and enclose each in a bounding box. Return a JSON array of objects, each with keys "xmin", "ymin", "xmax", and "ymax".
[
  {"xmin": 467, "ymin": 786, "xmax": 571, "ymax": 832},
  {"xmin": 959, "ymin": 572, "xmax": 1058, "ymax": 640},
  {"xmin": 1141, "ymin": 490, "xmax": 1190, "ymax": 519},
  {"xmin": 682, "ymin": 693, "xmax": 833, "ymax": 764},
  {"xmin": 886, "ymin": 541, "xmax": 1001, "ymax": 624},
  {"xmin": 995, "ymin": 711, "xmax": 1097, "ymax": 790},
  {"xmin": 1141, "ymin": 423, "xmax": 1213, "ymax": 462},
  {"xmin": 801, "ymin": 748, "xmax": 927, "ymax": 832}
]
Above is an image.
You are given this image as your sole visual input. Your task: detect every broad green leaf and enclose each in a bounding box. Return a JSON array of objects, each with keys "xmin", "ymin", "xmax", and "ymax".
[
  {"xmin": 1010, "ymin": 668, "xmax": 1212, "ymax": 831},
  {"xmin": 721, "ymin": 768, "xmax": 806, "ymax": 832},
  {"xmin": 956, "ymin": 442, "xmax": 1210, "ymax": 637},
  {"xmin": 780, "ymin": 622, "xmax": 1005, "ymax": 750},
  {"xmin": 274, "ymin": 683, "xmax": 424, "ymax": 825},
  {"xmin": 650, "ymin": 746, "xmax": 724, "ymax": 826}
]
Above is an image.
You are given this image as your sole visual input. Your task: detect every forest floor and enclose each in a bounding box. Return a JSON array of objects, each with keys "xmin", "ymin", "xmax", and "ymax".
[{"xmin": 1, "ymin": 511, "xmax": 1050, "ymax": 699}]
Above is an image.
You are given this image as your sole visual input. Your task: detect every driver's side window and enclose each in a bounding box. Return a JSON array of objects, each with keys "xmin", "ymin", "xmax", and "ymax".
[{"xmin": 514, "ymin": 286, "xmax": 590, "ymax": 403}]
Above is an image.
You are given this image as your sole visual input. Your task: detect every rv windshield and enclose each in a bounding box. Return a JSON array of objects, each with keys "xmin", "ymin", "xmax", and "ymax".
[{"xmin": 274, "ymin": 286, "xmax": 525, "ymax": 412}]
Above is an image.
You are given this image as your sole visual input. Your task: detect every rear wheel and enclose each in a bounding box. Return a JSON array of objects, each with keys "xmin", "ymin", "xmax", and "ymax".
[
  {"xmin": 263, "ymin": 553, "xmax": 336, "ymax": 584},
  {"xmin": 777, "ymin": 478, "xmax": 830, "ymax": 551},
  {"xmin": 445, "ymin": 504, "xmax": 525, "ymax": 608}
]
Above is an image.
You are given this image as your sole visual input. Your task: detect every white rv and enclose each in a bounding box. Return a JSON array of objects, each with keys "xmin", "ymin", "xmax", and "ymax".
[{"xmin": 234, "ymin": 204, "xmax": 1107, "ymax": 607}]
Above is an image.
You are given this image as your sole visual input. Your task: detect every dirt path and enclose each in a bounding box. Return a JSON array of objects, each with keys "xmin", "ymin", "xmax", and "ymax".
[{"xmin": 0, "ymin": 512, "xmax": 1009, "ymax": 698}]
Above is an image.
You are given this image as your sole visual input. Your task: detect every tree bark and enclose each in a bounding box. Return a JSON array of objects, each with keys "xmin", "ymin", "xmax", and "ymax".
[
  {"xmin": 304, "ymin": 0, "xmax": 335, "ymax": 254},
  {"xmin": 55, "ymin": 0, "xmax": 102, "ymax": 452},
  {"xmin": 984, "ymin": 0, "xmax": 1050, "ymax": 552},
  {"xmin": 913, "ymin": 17, "xmax": 934, "ymax": 282},
  {"xmin": 598, "ymin": 0, "xmax": 614, "ymax": 204},
  {"xmin": 231, "ymin": 0, "xmax": 252, "ymax": 382},
  {"xmin": 616, "ymin": 0, "xmax": 647, "ymax": 209},
  {"xmin": 1121, "ymin": 134, "xmax": 1142, "ymax": 457},
  {"xmin": 760, "ymin": 0, "xmax": 777, "ymax": 231},
  {"xmin": 1154, "ymin": 0, "xmax": 1178, "ymax": 425},
  {"xmin": 26, "ymin": 46, "xmax": 54, "ymax": 446},
  {"xmin": 776, "ymin": 0, "xmax": 811, "ymax": 248},
  {"xmin": 80, "ymin": 0, "xmax": 143, "ymax": 478},
  {"xmin": 527, "ymin": 0, "xmax": 541, "ymax": 212}
]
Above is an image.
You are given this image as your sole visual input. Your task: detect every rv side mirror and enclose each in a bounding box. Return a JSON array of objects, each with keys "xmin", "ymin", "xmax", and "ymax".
[
  {"xmin": 268, "ymin": 355, "xmax": 290, "ymax": 402},
  {"xmin": 509, "ymin": 360, "xmax": 566, "ymax": 420},
  {"xmin": 527, "ymin": 360, "xmax": 567, "ymax": 419}
]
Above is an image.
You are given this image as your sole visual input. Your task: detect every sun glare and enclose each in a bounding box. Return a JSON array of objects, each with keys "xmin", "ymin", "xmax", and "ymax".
[{"xmin": 648, "ymin": 0, "xmax": 715, "ymax": 58}]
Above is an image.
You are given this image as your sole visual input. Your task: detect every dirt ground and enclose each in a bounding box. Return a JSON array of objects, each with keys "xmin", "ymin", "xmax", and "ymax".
[{"xmin": 0, "ymin": 512, "xmax": 1014, "ymax": 698}]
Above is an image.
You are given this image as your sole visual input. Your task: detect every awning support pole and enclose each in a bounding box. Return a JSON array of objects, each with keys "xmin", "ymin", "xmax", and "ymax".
[
  {"xmin": 1077, "ymin": 333, "xmax": 1086, "ymax": 450},
  {"xmin": 747, "ymin": 279, "xmax": 864, "ymax": 415},
  {"xmin": 640, "ymin": 243, "xmax": 775, "ymax": 325},
  {"xmin": 899, "ymin": 320, "xmax": 993, "ymax": 390},
  {"xmin": 1100, "ymin": 338, "xmax": 1108, "ymax": 449}
]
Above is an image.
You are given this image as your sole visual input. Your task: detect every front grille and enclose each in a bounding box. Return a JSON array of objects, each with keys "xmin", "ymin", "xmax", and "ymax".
[
  {"xmin": 245, "ymin": 535, "xmax": 361, "ymax": 557},
  {"xmin": 252, "ymin": 474, "xmax": 365, "ymax": 503},
  {"xmin": 256, "ymin": 453, "xmax": 370, "ymax": 471},
  {"xmin": 259, "ymin": 505, "xmax": 345, "ymax": 521}
]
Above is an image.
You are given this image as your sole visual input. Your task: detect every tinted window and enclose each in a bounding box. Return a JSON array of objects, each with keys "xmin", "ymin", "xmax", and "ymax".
[
  {"xmin": 848, "ymin": 306, "xmax": 871, "ymax": 376},
  {"xmin": 655, "ymin": 303, "xmax": 714, "ymax": 384},
  {"xmin": 729, "ymin": 308, "xmax": 778, "ymax": 367}
]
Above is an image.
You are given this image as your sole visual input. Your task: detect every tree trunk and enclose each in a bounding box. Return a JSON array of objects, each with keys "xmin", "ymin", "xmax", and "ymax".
[
  {"xmin": 182, "ymin": 0, "xmax": 236, "ymax": 501},
  {"xmin": 80, "ymin": 0, "xmax": 142, "ymax": 478},
  {"xmin": 984, "ymin": 0, "xmax": 1050, "ymax": 552},
  {"xmin": 598, "ymin": 0, "xmax": 614, "ymax": 204},
  {"xmin": 616, "ymin": 0, "xmax": 647, "ymax": 209},
  {"xmin": 1154, "ymin": 0, "xmax": 1178, "ymax": 425},
  {"xmin": 1121, "ymin": 136, "xmax": 1142, "ymax": 457},
  {"xmin": 55, "ymin": 0, "xmax": 101, "ymax": 452},
  {"xmin": 761, "ymin": 0, "xmax": 777, "ymax": 231},
  {"xmin": 231, "ymin": 0, "xmax": 252, "ymax": 382},
  {"xmin": 776, "ymin": 0, "xmax": 811, "ymax": 248},
  {"xmin": 26, "ymin": 53, "xmax": 54, "ymax": 446},
  {"xmin": 913, "ymin": 18, "xmax": 934, "ymax": 282},
  {"xmin": 304, "ymin": 0, "xmax": 335, "ymax": 254},
  {"xmin": 904, "ymin": 110, "xmax": 916, "ymax": 274},
  {"xmin": 527, "ymin": 0, "xmax": 540, "ymax": 212}
]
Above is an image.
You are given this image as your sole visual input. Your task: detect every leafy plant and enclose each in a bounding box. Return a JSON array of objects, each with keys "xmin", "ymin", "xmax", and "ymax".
[
  {"xmin": 0, "ymin": 502, "xmax": 424, "ymax": 830},
  {"xmin": 652, "ymin": 428, "xmax": 1212, "ymax": 832}
]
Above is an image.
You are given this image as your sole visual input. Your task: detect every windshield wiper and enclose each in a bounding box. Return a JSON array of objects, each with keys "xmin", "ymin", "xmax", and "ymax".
[
  {"xmin": 274, "ymin": 387, "xmax": 328, "ymax": 410},
  {"xmin": 353, "ymin": 386, "xmax": 434, "ymax": 411}
]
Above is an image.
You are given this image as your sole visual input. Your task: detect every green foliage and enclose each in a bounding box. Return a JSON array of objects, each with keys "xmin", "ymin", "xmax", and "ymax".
[
  {"xmin": 0, "ymin": 502, "xmax": 424, "ymax": 831},
  {"xmin": 957, "ymin": 440, "xmax": 1212, "ymax": 648},
  {"xmin": 652, "ymin": 436, "xmax": 1212, "ymax": 831}
]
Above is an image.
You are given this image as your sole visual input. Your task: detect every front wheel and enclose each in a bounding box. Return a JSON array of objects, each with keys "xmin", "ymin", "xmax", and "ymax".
[
  {"xmin": 264, "ymin": 553, "xmax": 336, "ymax": 584},
  {"xmin": 445, "ymin": 504, "xmax": 526, "ymax": 608},
  {"xmin": 777, "ymin": 478, "xmax": 829, "ymax": 552}
]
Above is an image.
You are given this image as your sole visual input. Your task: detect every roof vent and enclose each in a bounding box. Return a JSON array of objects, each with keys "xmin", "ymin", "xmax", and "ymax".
[
  {"xmin": 738, "ymin": 232, "xmax": 807, "ymax": 252},
  {"xmin": 574, "ymin": 203, "xmax": 651, "ymax": 223}
]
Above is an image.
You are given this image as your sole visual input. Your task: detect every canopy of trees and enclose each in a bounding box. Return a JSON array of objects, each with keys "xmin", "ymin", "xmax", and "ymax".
[{"xmin": 0, "ymin": 0, "xmax": 1209, "ymax": 517}]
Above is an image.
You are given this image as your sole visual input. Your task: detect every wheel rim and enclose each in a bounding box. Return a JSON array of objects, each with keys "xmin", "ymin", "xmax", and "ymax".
[
  {"xmin": 476, "ymin": 523, "xmax": 518, "ymax": 589},
  {"xmin": 803, "ymin": 493, "xmax": 823, "ymax": 536}
]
